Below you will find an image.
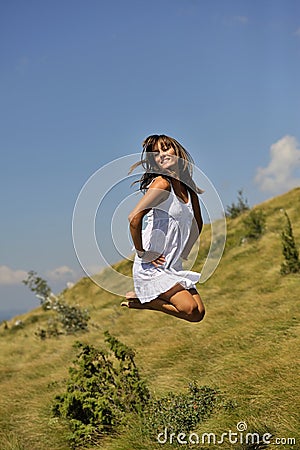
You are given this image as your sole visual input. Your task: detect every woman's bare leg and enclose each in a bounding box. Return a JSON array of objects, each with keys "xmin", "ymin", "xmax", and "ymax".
[
  {"xmin": 122, "ymin": 292, "xmax": 181, "ymax": 315},
  {"xmin": 188, "ymin": 287, "xmax": 205, "ymax": 319},
  {"xmin": 123, "ymin": 285, "xmax": 205, "ymax": 323}
]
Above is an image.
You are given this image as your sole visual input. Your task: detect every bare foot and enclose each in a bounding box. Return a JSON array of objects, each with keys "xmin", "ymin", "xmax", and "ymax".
[
  {"xmin": 121, "ymin": 292, "xmax": 140, "ymax": 308},
  {"xmin": 125, "ymin": 291, "xmax": 138, "ymax": 299},
  {"xmin": 121, "ymin": 298, "xmax": 142, "ymax": 308}
]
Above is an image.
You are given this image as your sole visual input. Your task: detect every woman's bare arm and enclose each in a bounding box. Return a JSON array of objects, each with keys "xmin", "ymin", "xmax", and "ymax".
[{"xmin": 128, "ymin": 176, "xmax": 170, "ymax": 253}]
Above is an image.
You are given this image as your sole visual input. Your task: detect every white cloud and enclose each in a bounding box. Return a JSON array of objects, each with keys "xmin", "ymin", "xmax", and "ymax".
[
  {"xmin": 46, "ymin": 266, "xmax": 77, "ymax": 281},
  {"xmin": 255, "ymin": 135, "xmax": 300, "ymax": 194},
  {"xmin": 0, "ymin": 265, "xmax": 78, "ymax": 286},
  {"xmin": 294, "ymin": 28, "xmax": 300, "ymax": 36},
  {"xmin": 0, "ymin": 266, "xmax": 27, "ymax": 285}
]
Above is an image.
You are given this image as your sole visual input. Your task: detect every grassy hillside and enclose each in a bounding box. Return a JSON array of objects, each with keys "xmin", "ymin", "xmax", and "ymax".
[{"xmin": 1, "ymin": 188, "xmax": 300, "ymax": 450}]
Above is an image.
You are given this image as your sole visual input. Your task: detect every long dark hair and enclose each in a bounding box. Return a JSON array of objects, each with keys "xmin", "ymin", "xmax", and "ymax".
[{"xmin": 129, "ymin": 134, "xmax": 204, "ymax": 194}]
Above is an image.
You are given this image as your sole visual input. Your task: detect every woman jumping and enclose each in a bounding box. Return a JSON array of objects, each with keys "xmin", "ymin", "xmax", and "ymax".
[{"xmin": 121, "ymin": 134, "xmax": 205, "ymax": 323}]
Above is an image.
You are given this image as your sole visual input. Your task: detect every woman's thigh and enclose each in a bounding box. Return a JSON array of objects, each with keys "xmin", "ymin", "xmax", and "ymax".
[
  {"xmin": 159, "ymin": 283, "xmax": 186, "ymax": 300},
  {"xmin": 159, "ymin": 283, "xmax": 198, "ymax": 314}
]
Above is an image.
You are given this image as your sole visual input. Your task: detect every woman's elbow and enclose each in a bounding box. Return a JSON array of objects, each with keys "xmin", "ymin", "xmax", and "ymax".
[
  {"xmin": 128, "ymin": 212, "xmax": 141, "ymax": 229},
  {"xmin": 128, "ymin": 212, "xmax": 134, "ymax": 223}
]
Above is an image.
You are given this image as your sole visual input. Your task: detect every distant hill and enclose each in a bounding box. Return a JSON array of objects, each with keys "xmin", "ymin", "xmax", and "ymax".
[{"xmin": 0, "ymin": 187, "xmax": 299, "ymax": 450}]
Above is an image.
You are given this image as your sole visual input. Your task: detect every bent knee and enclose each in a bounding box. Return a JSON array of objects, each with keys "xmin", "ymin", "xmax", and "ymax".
[{"xmin": 188, "ymin": 307, "xmax": 205, "ymax": 323}]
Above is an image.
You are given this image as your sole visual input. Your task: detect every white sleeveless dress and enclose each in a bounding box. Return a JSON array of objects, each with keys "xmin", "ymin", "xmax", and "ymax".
[{"xmin": 133, "ymin": 181, "xmax": 200, "ymax": 303}]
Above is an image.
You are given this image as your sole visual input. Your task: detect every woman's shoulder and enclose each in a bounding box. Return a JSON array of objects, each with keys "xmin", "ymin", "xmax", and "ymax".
[{"xmin": 147, "ymin": 176, "xmax": 171, "ymax": 191}]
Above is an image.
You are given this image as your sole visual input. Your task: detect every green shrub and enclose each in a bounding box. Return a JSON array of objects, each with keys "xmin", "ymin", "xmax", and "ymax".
[
  {"xmin": 144, "ymin": 382, "xmax": 219, "ymax": 437},
  {"xmin": 52, "ymin": 335, "xmax": 230, "ymax": 448},
  {"xmin": 280, "ymin": 210, "xmax": 300, "ymax": 275},
  {"xmin": 52, "ymin": 332, "xmax": 150, "ymax": 447},
  {"xmin": 53, "ymin": 300, "xmax": 90, "ymax": 334},
  {"xmin": 243, "ymin": 209, "xmax": 266, "ymax": 240}
]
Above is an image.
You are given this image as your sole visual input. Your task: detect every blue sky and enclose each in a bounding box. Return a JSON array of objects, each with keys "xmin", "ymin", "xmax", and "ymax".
[{"xmin": 1, "ymin": 0, "xmax": 300, "ymax": 319}]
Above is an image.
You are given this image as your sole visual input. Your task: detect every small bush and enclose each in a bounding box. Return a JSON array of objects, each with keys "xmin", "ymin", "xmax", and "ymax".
[
  {"xmin": 144, "ymin": 382, "xmax": 219, "ymax": 437},
  {"xmin": 226, "ymin": 189, "xmax": 249, "ymax": 219},
  {"xmin": 52, "ymin": 332, "xmax": 150, "ymax": 447},
  {"xmin": 280, "ymin": 210, "xmax": 300, "ymax": 275},
  {"xmin": 243, "ymin": 209, "xmax": 266, "ymax": 240},
  {"xmin": 52, "ymin": 300, "xmax": 90, "ymax": 334},
  {"xmin": 34, "ymin": 319, "xmax": 61, "ymax": 340}
]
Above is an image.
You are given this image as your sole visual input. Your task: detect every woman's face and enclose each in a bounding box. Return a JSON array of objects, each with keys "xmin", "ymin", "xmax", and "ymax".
[{"xmin": 151, "ymin": 141, "xmax": 178, "ymax": 172}]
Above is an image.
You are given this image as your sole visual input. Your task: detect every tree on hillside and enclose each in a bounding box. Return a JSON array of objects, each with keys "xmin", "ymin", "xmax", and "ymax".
[
  {"xmin": 280, "ymin": 210, "xmax": 300, "ymax": 275},
  {"xmin": 22, "ymin": 270, "xmax": 52, "ymax": 310},
  {"xmin": 22, "ymin": 271, "xmax": 90, "ymax": 337},
  {"xmin": 226, "ymin": 189, "xmax": 249, "ymax": 219}
]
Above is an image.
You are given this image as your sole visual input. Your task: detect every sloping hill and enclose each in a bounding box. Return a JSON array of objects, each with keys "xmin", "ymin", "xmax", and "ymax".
[{"xmin": 0, "ymin": 188, "xmax": 299, "ymax": 450}]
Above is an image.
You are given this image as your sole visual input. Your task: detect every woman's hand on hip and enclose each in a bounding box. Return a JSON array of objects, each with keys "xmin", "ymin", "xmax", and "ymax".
[{"xmin": 141, "ymin": 250, "xmax": 166, "ymax": 267}]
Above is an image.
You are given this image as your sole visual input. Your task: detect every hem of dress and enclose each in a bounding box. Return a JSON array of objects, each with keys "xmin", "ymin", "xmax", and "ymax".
[{"xmin": 136, "ymin": 278, "xmax": 199, "ymax": 304}]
